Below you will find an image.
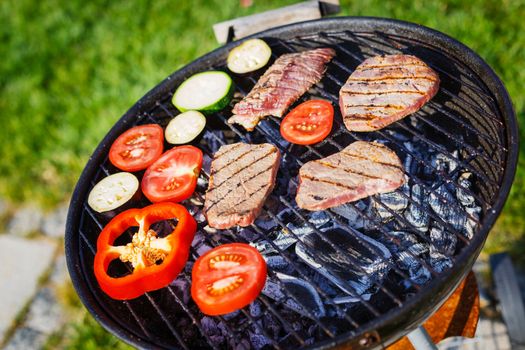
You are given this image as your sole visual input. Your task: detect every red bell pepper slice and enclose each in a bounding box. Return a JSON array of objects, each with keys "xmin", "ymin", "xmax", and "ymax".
[{"xmin": 94, "ymin": 202, "xmax": 197, "ymax": 300}]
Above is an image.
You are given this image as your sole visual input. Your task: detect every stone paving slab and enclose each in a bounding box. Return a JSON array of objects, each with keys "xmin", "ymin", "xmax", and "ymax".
[
  {"xmin": 6, "ymin": 206, "xmax": 43, "ymax": 237},
  {"xmin": 0, "ymin": 236, "xmax": 55, "ymax": 343},
  {"xmin": 25, "ymin": 287, "xmax": 63, "ymax": 334},
  {"xmin": 41, "ymin": 205, "xmax": 68, "ymax": 239},
  {"xmin": 2, "ymin": 327, "xmax": 46, "ymax": 350}
]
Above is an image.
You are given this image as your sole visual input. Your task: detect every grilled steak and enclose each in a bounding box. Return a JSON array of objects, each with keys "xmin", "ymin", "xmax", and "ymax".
[
  {"xmin": 339, "ymin": 55, "xmax": 440, "ymax": 131},
  {"xmin": 296, "ymin": 141, "xmax": 405, "ymax": 210},
  {"xmin": 204, "ymin": 142, "xmax": 281, "ymax": 229},
  {"xmin": 228, "ymin": 48, "xmax": 335, "ymax": 131}
]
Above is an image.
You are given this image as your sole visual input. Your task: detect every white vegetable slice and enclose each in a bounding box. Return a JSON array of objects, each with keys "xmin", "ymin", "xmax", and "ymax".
[
  {"xmin": 165, "ymin": 110, "xmax": 206, "ymax": 144},
  {"xmin": 172, "ymin": 71, "xmax": 233, "ymax": 113},
  {"xmin": 227, "ymin": 39, "xmax": 272, "ymax": 74},
  {"xmin": 88, "ymin": 172, "xmax": 139, "ymax": 213}
]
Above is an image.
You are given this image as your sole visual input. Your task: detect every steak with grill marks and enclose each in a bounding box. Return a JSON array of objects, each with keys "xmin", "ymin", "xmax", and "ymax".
[
  {"xmin": 339, "ymin": 54, "xmax": 440, "ymax": 132},
  {"xmin": 228, "ymin": 48, "xmax": 335, "ymax": 131},
  {"xmin": 204, "ymin": 142, "xmax": 281, "ymax": 229},
  {"xmin": 296, "ymin": 141, "xmax": 405, "ymax": 211}
]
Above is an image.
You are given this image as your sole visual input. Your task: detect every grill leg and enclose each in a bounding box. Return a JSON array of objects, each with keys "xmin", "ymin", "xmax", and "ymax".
[{"xmin": 407, "ymin": 326, "xmax": 438, "ymax": 350}]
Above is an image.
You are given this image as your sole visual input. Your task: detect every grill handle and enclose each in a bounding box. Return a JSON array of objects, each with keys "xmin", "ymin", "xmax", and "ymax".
[{"xmin": 212, "ymin": 0, "xmax": 340, "ymax": 43}]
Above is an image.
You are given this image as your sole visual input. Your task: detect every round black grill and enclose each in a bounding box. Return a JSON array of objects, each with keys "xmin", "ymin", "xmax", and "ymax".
[{"xmin": 65, "ymin": 17, "xmax": 518, "ymax": 349}]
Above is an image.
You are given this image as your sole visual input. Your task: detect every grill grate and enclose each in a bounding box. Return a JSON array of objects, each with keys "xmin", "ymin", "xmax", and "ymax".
[{"xmin": 67, "ymin": 18, "xmax": 516, "ymax": 350}]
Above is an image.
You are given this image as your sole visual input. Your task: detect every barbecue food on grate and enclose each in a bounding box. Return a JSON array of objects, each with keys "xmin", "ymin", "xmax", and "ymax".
[
  {"xmin": 204, "ymin": 142, "xmax": 281, "ymax": 228},
  {"xmin": 228, "ymin": 48, "xmax": 336, "ymax": 131},
  {"xmin": 296, "ymin": 141, "xmax": 405, "ymax": 210},
  {"xmin": 339, "ymin": 54, "xmax": 440, "ymax": 131},
  {"xmin": 191, "ymin": 243, "xmax": 267, "ymax": 316},
  {"xmin": 280, "ymin": 99, "xmax": 334, "ymax": 145},
  {"xmin": 227, "ymin": 39, "xmax": 272, "ymax": 74}
]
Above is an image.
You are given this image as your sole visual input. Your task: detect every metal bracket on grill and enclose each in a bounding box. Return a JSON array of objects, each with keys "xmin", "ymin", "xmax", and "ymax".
[
  {"xmin": 213, "ymin": 0, "xmax": 340, "ymax": 43},
  {"xmin": 332, "ymin": 330, "xmax": 381, "ymax": 349}
]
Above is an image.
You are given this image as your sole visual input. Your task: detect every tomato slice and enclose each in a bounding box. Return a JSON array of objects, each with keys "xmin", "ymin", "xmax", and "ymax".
[
  {"xmin": 141, "ymin": 145, "xmax": 203, "ymax": 203},
  {"xmin": 191, "ymin": 243, "xmax": 267, "ymax": 316},
  {"xmin": 109, "ymin": 124, "xmax": 164, "ymax": 172},
  {"xmin": 280, "ymin": 100, "xmax": 334, "ymax": 145}
]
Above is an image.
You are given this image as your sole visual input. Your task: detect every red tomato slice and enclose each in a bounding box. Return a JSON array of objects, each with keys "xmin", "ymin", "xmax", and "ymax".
[
  {"xmin": 109, "ymin": 124, "xmax": 164, "ymax": 172},
  {"xmin": 280, "ymin": 100, "xmax": 334, "ymax": 145},
  {"xmin": 191, "ymin": 243, "xmax": 267, "ymax": 316},
  {"xmin": 141, "ymin": 145, "xmax": 203, "ymax": 203}
]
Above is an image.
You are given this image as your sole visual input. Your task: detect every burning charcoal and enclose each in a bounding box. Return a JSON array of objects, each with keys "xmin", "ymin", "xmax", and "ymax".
[
  {"xmin": 372, "ymin": 181, "xmax": 409, "ymax": 222},
  {"xmin": 308, "ymin": 324, "xmax": 318, "ymax": 337},
  {"xmin": 249, "ymin": 300, "xmax": 263, "ymax": 318},
  {"xmin": 250, "ymin": 240, "xmax": 275, "ymax": 256},
  {"xmin": 430, "ymin": 184, "xmax": 468, "ymax": 234},
  {"xmin": 250, "ymin": 228, "xmax": 301, "ymax": 255},
  {"xmin": 405, "ymin": 184, "xmax": 430, "ymax": 232},
  {"xmin": 385, "ymin": 231, "xmax": 431, "ymax": 285},
  {"xmin": 238, "ymin": 227, "xmax": 259, "ymax": 242},
  {"xmin": 222, "ymin": 310, "xmax": 241, "ymax": 321},
  {"xmin": 170, "ymin": 278, "xmax": 191, "ymax": 304},
  {"xmin": 202, "ymin": 130, "xmax": 227, "ymax": 154},
  {"xmin": 308, "ymin": 211, "xmax": 331, "ymax": 227},
  {"xmin": 186, "ymin": 204, "xmax": 205, "ymax": 222},
  {"xmin": 428, "ymin": 226, "xmax": 455, "ymax": 273},
  {"xmin": 465, "ymin": 206, "xmax": 481, "ymax": 240},
  {"xmin": 196, "ymin": 175, "xmax": 208, "ymax": 189},
  {"xmin": 456, "ymin": 172, "xmax": 475, "ymax": 207},
  {"xmin": 385, "ymin": 129, "xmax": 411, "ymax": 141},
  {"xmin": 252, "ymin": 212, "xmax": 332, "ymax": 255},
  {"xmin": 429, "ymin": 226, "xmax": 456, "ymax": 255},
  {"xmin": 194, "ymin": 209, "xmax": 206, "ymax": 223},
  {"xmin": 264, "ymin": 255, "xmax": 293, "ymax": 274},
  {"xmin": 191, "ymin": 231, "xmax": 206, "ymax": 248},
  {"xmin": 332, "ymin": 293, "xmax": 371, "ymax": 304},
  {"xmin": 201, "ymin": 316, "xmax": 226, "ymax": 344},
  {"xmin": 249, "ymin": 332, "xmax": 273, "ymax": 350},
  {"xmin": 262, "ymin": 273, "xmax": 325, "ymax": 318},
  {"xmin": 196, "ymin": 243, "xmax": 213, "ymax": 256},
  {"xmin": 403, "ymin": 142, "xmax": 422, "ymax": 174},
  {"xmin": 431, "ymin": 150, "xmax": 459, "ymax": 173},
  {"xmin": 409, "ymin": 114, "xmax": 425, "ymax": 131},
  {"xmin": 404, "ymin": 154, "xmax": 415, "ymax": 176},
  {"xmin": 296, "ymin": 227, "xmax": 391, "ymax": 296},
  {"xmin": 258, "ymin": 119, "xmax": 290, "ymax": 149},
  {"xmin": 254, "ymin": 216, "xmax": 278, "ymax": 231},
  {"xmin": 429, "ymin": 247, "xmax": 453, "ymax": 273},
  {"xmin": 310, "ymin": 272, "xmax": 338, "ymax": 296},
  {"xmin": 203, "ymin": 225, "xmax": 218, "ymax": 234},
  {"xmin": 276, "ymin": 208, "xmax": 293, "ymax": 222},
  {"xmin": 330, "ymin": 201, "xmax": 373, "ymax": 230},
  {"xmin": 202, "ymin": 153, "xmax": 213, "ymax": 175},
  {"xmin": 234, "ymin": 339, "xmax": 251, "ymax": 350},
  {"xmin": 262, "ymin": 312, "xmax": 281, "ymax": 338}
]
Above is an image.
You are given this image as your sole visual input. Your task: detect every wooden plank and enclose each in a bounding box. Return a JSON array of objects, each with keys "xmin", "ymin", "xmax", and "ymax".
[{"xmin": 213, "ymin": 1, "xmax": 340, "ymax": 44}]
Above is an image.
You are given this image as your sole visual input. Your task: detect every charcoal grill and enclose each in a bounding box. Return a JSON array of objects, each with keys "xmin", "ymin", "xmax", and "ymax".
[{"xmin": 65, "ymin": 17, "xmax": 518, "ymax": 349}]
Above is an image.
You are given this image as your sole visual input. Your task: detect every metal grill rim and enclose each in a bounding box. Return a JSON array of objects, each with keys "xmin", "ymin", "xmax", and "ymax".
[{"xmin": 65, "ymin": 17, "xmax": 518, "ymax": 350}]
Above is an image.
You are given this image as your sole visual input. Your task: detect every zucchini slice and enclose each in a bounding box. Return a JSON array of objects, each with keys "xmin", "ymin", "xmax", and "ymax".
[
  {"xmin": 173, "ymin": 71, "xmax": 233, "ymax": 113},
  {"xmin": 165, "ymin": 110, "xmax": 206, "ymax": 144},
  {"xmin": 227, "ymin": 39, "xmax": 272, "ymax": 74},
  {"xmin": 88, "ymin": 172, "xmax": 139, "ymax": 213}
]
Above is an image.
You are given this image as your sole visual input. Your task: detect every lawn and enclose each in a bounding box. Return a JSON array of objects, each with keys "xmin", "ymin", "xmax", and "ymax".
[{"xmin": 1, "ymin": 0, "xmax": 524, "ymax": 347}]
